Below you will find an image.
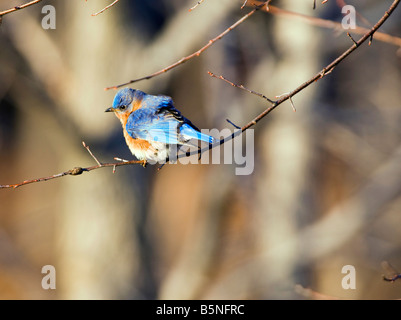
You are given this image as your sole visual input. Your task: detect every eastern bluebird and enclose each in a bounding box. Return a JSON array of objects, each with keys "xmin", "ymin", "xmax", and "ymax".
[{"xmin": 105, "ymin": 88, "xmax": 215, "ymax": 164}]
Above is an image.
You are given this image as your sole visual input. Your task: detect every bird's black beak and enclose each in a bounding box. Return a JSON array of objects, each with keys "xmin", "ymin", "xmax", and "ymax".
[{"xmin": 105, "ymin": 107, "xmax": 113, "ymax": 113}]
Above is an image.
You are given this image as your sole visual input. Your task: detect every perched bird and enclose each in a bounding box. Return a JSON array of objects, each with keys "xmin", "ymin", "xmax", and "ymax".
[{"xmin": 105, "ymin": 88, "xmax": 215, "ymax": 164}]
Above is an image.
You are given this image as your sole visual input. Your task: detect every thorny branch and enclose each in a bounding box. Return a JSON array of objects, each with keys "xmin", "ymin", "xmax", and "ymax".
[
  {"xmin": 1, "ymin": 0, "xmax": 400, "ymax": 188},
  {"xmin": 0, "ymin": 0, "xmax": 42, "ymax": 17}
]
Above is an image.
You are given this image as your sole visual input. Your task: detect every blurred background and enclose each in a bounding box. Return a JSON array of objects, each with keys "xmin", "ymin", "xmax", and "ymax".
[{"xmin": 0, "ymin": 0, "xmax": 401, "ymax": 299}]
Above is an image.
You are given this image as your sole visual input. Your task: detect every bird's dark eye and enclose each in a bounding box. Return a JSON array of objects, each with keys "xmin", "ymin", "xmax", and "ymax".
[{"xmin": 119, "ymin": 105, "xmax": 127, "ymax": 110}]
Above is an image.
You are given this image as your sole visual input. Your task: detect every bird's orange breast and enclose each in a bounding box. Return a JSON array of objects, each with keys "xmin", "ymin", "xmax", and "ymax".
[
  {"xmin": 114, "ymin": 102, "xmax": 157, "ymax": 159},
  {"xmin": 123, "ymin": 129, "xmax": 153, "ymax": 151}
]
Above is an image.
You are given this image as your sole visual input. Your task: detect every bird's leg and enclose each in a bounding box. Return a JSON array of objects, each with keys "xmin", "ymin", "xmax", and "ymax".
[{"xmin": 141, "ymin": 160, "xmax": 148, "ymax": 168}]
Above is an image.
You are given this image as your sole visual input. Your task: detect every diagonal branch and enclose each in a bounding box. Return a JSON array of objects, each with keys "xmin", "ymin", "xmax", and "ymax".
[
  {"xmin": 104, "ymin": 3, "xmax": 266, "ymax": 90},
  {"xmin": 0, "ymin": 0, "xmax": 42, "ymax": 17},
  {"xmin": 208, "ymin": 71, "xmax": 274, "ymax": 103},
  {"xmin": 1, "ymin": 0, "xmax": 399, "ymax": 189},
  {"xmin": 253, "ymin": 2, "xmax": 401, "ymax": 48},
  {"xmin": 91, "ymin": 0, "xmax": 120, "ymax": 17},
  {"xmin": 189, "ymin": 0, "xmax": 205, "ymax": 12},
  {"xmin": 105, "ymin": 0, "xmax": 401, "ymax": 91},
  {"xmin": 179, "ymin": 0, "xmax": 401, "ymax": 159}
]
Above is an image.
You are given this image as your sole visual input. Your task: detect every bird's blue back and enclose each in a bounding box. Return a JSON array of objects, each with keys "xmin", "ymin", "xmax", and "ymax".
[{"xmin": 121, "ymin": 90, "xmax": 214, "ymax": 145}]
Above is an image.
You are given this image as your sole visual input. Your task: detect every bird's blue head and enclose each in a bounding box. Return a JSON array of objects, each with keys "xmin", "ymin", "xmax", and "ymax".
[{"xmin": 105, "ymin": 88, "xmax": 145, "ymax": 114}]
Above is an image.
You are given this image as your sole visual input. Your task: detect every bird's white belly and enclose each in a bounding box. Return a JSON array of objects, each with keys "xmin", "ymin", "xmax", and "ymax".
[{"xmin": 129, "ymin": 141, "xmax": 170, "ymax": 164}]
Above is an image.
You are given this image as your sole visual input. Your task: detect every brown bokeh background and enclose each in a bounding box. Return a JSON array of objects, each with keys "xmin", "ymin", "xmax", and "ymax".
[{"xmin": 0, "ymin": 0, "xmax": 401, "ymax": 299}]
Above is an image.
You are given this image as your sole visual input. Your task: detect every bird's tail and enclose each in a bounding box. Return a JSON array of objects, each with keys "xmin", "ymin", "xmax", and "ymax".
[{"xmin": 180, "ymin": 124, "xmax": 215, "ymax": 144}]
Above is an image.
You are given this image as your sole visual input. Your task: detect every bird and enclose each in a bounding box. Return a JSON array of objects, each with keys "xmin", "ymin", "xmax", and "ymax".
[{"xmin": 105, "ymin": 88, "xmax": 215, "ymax": 165}]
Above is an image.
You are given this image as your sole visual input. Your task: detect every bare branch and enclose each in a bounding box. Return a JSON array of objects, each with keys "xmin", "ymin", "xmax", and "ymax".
[
  {"xmin": 0, "ymin": 0, "xmax": 42, "ymax": 17},
  {"xmin": 189, "ymin": 0, "xmax": 205, "ymax": 12},
  {"xmin": 313, "ymin": 0, "xmax": 329, "ymax": 10},
  {"xmin": 183, "ymin": 0, "xmax": 400, "ymax": 159},
  {"xmin": 82, "ymin": 141, "xmax": 102, "ymax": 166},
  {"xmin": 91, "ymin": 0, "xmax": 120, "ymax": 17},
  {"xmin": 208, "ymin": 71, "xmax": 274, "ymax": 103},
  {"xmin": 104, "ymin": 4, "xmax": 265, "ymax": 90},
  {"xmin": 347, "ymin": 32, "xmax": 358, "ymax": 46},
  {"xmin": 0, "ymin": 143, "xmax": 146, "ymax": 189},
  {"xmin": 250, "ymin": 1, "xmax": 401, "ymax": 48},
  {"xmin": 226, "ymin": 119, "xmax": 241, "ymax": 130},
  {"xmin": 289, "ymin": 96, "xmax": 296, "ymax": 112}
]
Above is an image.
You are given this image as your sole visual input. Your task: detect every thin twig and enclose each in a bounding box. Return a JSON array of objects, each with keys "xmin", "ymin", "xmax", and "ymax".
[
  {"xmin": 105, "ymin": 4, "xmax": 264, "ymax": 90},
  {"xmin": 189, "ymin": 0, "xmax": 205, "ymax": 12},
  {"xmin": 226, "ymin": 119, "xmax": 241, "ymax": 130},
  {"xmin": 91, "ymin": 0, "xmax": 120, "ymax": 16},
  {"xmin": 82, "ymin": 141, "xmax": 102, "ymax": 166},
  {"xmin": 347, "ymin": 32, "xmax": 357, "ymax": 46},
  {"xmin": 0, "ymin": 144, "xmax": 145, "ymax": 189},
  {"xmin": 313, "ymin": 0, "xmax": 329, "ymax": 10},
  {"xmin": 275, "ymin": 92, "xmax": 296, "ymax": 111},
  {"xmin": 0, "ymin": 0, "xmax": 42, "ymax": 17},
  {"xmin": 208, "ymin": 71, "xmax": 274, "ymax": 103},
  {"xmin": 249, "ymin": 1, "xmax": 401, "ymax": 48},
  {"xmin": 289, "ymin": 96, "xmax": 296, "ymax": 112}
]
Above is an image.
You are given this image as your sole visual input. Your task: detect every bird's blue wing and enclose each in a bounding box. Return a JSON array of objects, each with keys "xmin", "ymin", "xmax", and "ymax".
[
  {"xmin": 151, "ymin": 97, "xmax": 215, "ymax": 143},
  {"xmin": 126, "ymin": 95, "xmax": 215, "ymax": 144},
  {"xmin": 126, "ymin": 108, "xmax": 181, "ymax": 144},
  {"xmin": 180, "ymin": 123, "xmax": 215, "ymax": 144}
]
